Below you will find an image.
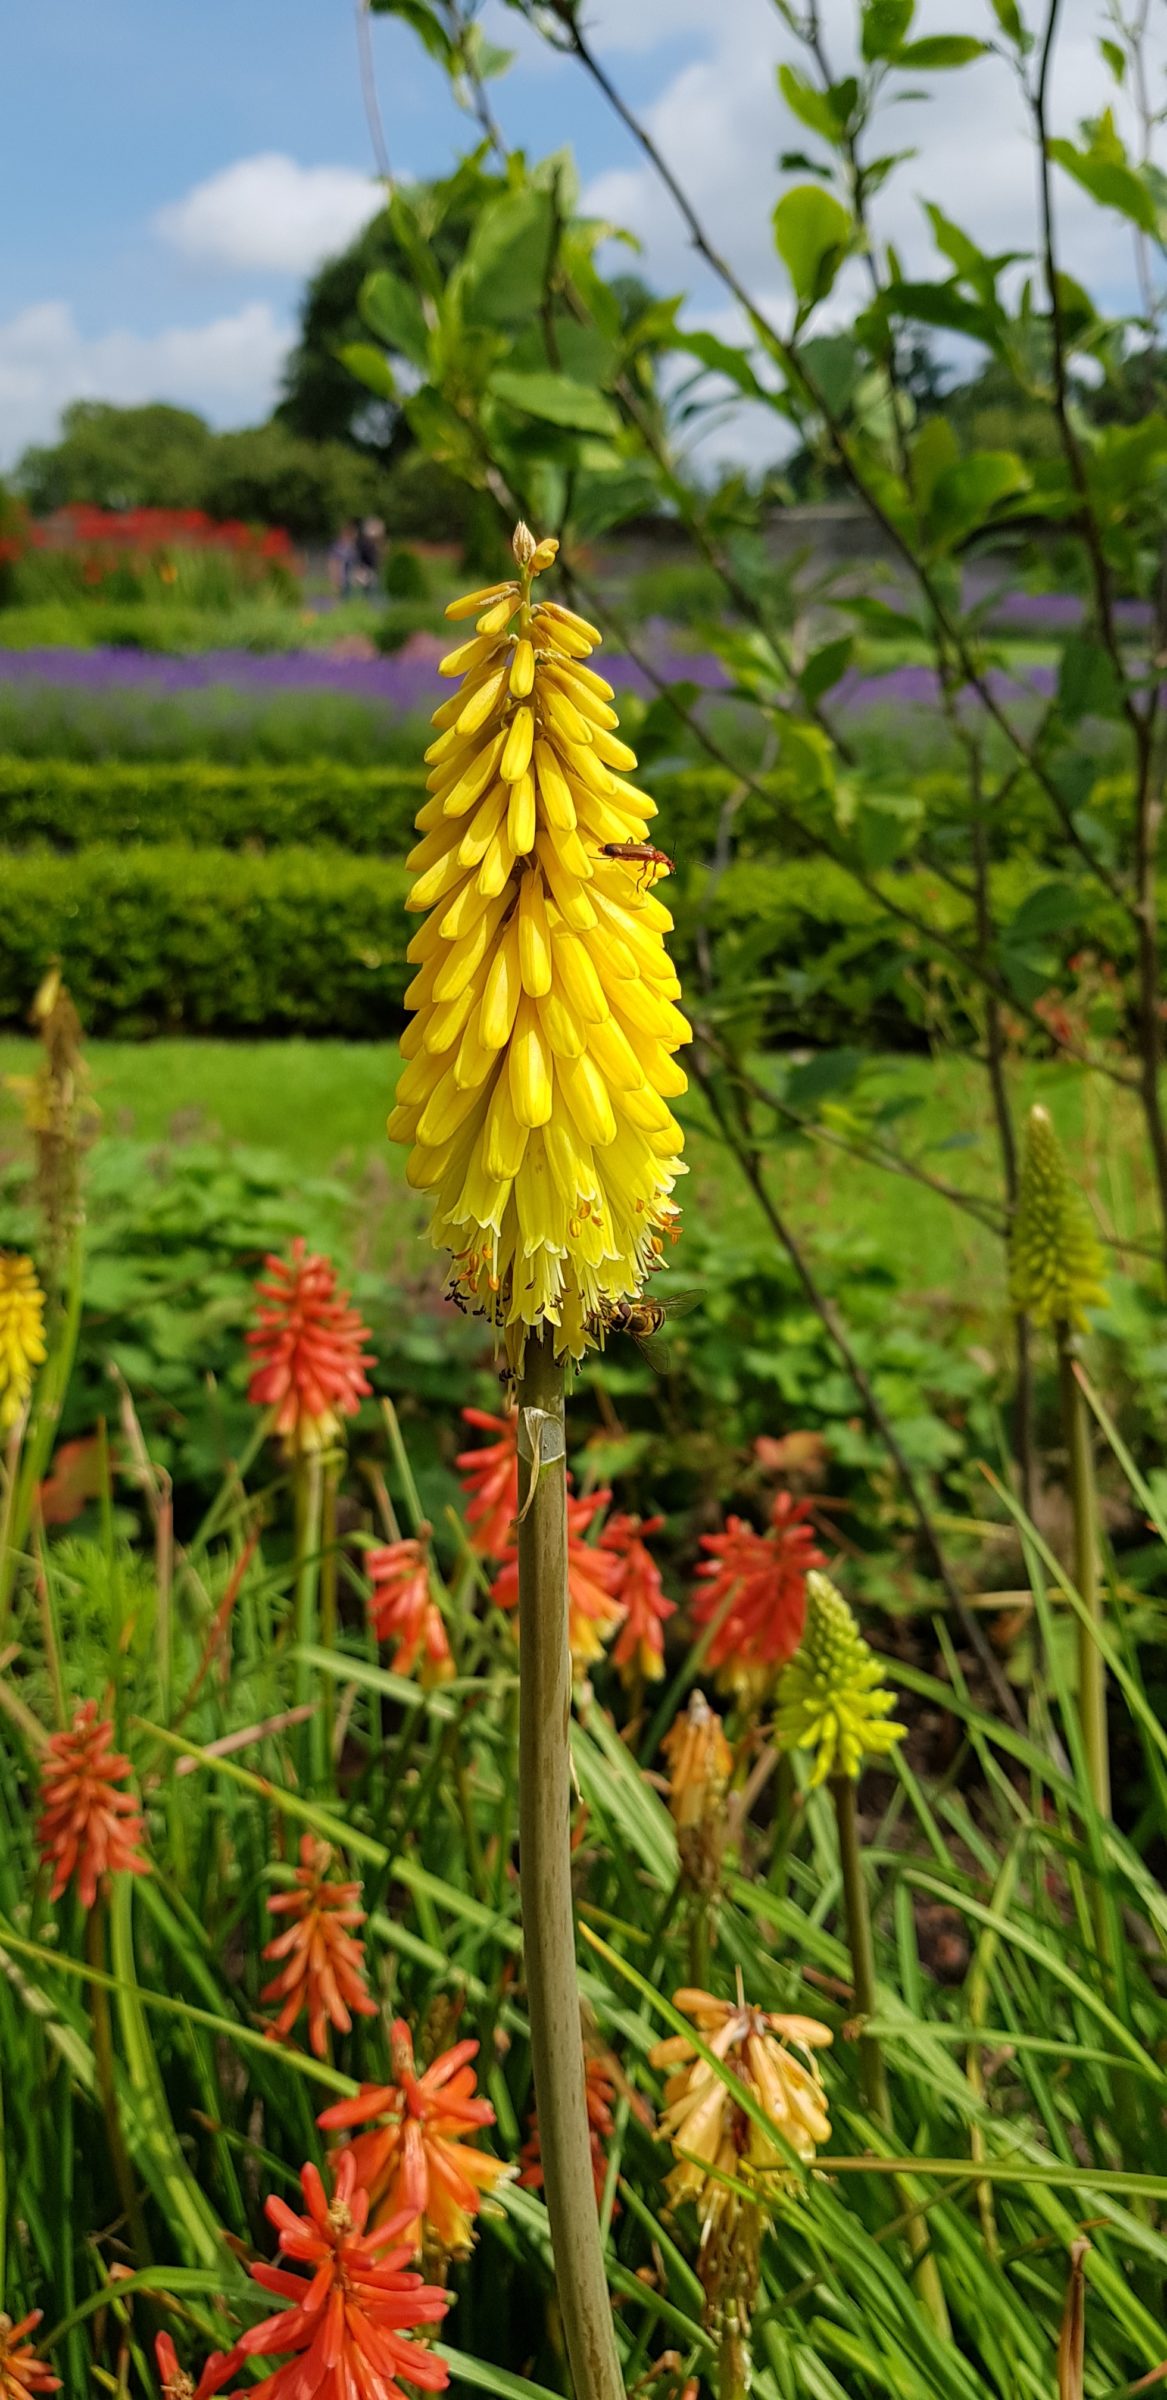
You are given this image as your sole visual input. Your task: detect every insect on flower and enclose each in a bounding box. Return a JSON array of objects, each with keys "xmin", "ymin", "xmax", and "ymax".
[
  {"xmin": 599, "ymin": 1288, "xmax": 700, "ymax": 1374},
  {"xmin": 599, "ymin": 841, "xmax": 676, "ymax": 890}
]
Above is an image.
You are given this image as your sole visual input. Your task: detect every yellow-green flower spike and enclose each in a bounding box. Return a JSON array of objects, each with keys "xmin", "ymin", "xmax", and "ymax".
[
  {"xmin": 0, "ymin": 1252, "xmax": 46, "ymax": 1432},
  {"xmin": 772, "ymin": 1571, "xmax": 905, "ymax": 1786},
  {"xmin": 1009, "ymin": 1104, "xmax": 1107, "ymax": 1332}
]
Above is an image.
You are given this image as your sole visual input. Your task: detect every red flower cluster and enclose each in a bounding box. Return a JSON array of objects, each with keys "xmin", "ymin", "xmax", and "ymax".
[
  {"xmin": 31, "ymin": 506, "xmax": 294, "ymax": 560},
  {"xmin": 246, "ymin": 1239, "xmax": 373, "ymax": 1456},
  {"xmin": 0, "ymin": 2310, "xmax": 60, "ymax": 2396},
  {"xmin": 491, "ymin": 1488, "xmax": 626, "ymax": 1671},
  {"xmin": 455, "ymin": 1407, "xmax": 518, "ymax": 1558},
  {"xmin": 318, "ymin": 2016, "xmax": 508, "ymax": 2253},
  {"xmin": 36, "ymin": 1700, "xmax": 150, "ymax": 1911},
  {"xmin": 692, "ymin": 1491, "xmax": 825, "ymax": 1701},
  {"xmin": 603, "ymin": 1512, "xmax": 674, "ymax": 1685},
  {"xmin": 520, "ymin": 2051, "xmax": 621, "ymax": 2213},
  {"xmin": 232, "ymin": 2151, "xmax": 450, "ymax": 2400},
  {"xmin": 154, "ymin": 2332, "xmax": 239, "ymax": 2400},
  {"xmin": 261, "ymin": 1835, "xmax": 378, "ymax": 2058},
  {"xmin": 367, "ymin": 1540, "xmax": 454, "ymax": 1686}
]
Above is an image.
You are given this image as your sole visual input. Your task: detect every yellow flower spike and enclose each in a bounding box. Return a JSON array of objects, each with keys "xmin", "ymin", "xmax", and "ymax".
[
  {"xmin": 392, "ymin": 526, "xmax": 686, "ymax": 1367},
  {"xmin": 1009, "ymin": 1103, "xmax": 1107, "ymax": 1332},
  {"xmin": 650, "ymin": 1987, "xmax": 832, "ymax": 2241},
  {"xmin": 0, "ymin": 1253, "xmax": 47, "ymax": 1433},
  {"xmin": 773, "ymin": 1571, "xmax": 906, "ymax": 1788}
]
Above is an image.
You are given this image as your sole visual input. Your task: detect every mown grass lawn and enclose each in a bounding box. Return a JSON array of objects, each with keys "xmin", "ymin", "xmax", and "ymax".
[{"xmin": 0, "ymin": 1035, "xmax": 1153, "ymax": 1315}]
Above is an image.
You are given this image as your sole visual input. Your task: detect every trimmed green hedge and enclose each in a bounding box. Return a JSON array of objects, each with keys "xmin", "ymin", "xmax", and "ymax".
[
  {"xmin": 0, "ymin": 846, "xmax": 412, "ymax": 1036},
  {"xmin": 0, "ymin": 840, "xmax": 1133, "ymax": 1041},
  {"xmin": 0, "ymin": 756, "xmax": 425, "ymax": 854}
]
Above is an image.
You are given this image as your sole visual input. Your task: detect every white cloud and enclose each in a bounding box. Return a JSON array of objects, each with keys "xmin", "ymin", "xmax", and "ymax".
[
  {"xmin": 155, "ymin": 152, "xmax": 382, "ymax": 275},
  {"xmin": 0, "ymin": 300, "xmax": 292, "ymax": 464}
]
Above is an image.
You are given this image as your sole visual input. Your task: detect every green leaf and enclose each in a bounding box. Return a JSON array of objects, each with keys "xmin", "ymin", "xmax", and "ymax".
[
  {"xmin": 773, "ymin": 185, "xmax": 853, "ymax": 305},
  {"xmin": 910, "ymin": 415, "xmax": 959, "ymax": 510},
  {"xmin": 861, "ymin": 0, "xmax": 915, "ymax": 59},
  {"xmin": 486, "ymin": 368, "xmax": 621, "ymax": 435},
  {"xmin": 987, "ymin": 0, "xmax": 1028, "ymax": 44},
  {"xmin": 894, "ymin": 33, "xmax": 988, "ymax": 64},
  {"xmin": 1100, "ymin": 34, "xmax": 1126, "ymax": 79},
  {"xmin": 1056, "ymin": 635, "xmax": 1124, "ymax": 722},
  {"xmin": 1047, "ymin": 127, "xmax": 1159, "ymax": 235},
  {"xmin": 461, "ymin": 188, "xmax": 556, "ymax": 328},
  {"xmin": 798, "ymin": 331, "xmax": 861, "ymax": 414},
  {"xmin": 777, "ymin": 65, "xmax": 854, "ymax": 141},
  {"xmin": 673, "ymin": 329, "xmax": 768, "ymax": 401},
  {"xmin": 926, "ymin": 450, "xmax": 1029, "ymax": 546},
  {"xmin": 360, "ymin": 268, "xmax": 429, "ymax": 370},
  {"xmin": 799, "ymin": 634, "xmax": 854, "ymax": 703},
  {"xmin": 368, "ymin": 0, "xmax": 456, "ymax": 69},
  {"xmin": 336, "ymin": 341, "xmax": 399, "ymax": 402}
]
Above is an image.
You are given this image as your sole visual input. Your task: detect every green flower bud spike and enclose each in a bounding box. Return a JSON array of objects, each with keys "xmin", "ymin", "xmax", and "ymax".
[
  {"xmin": 1009, "ymin": 1104, "xmax": 1107, "ymax": 1332},
  {"xmin": 775, "ymin": 1573, "xmax": 947, "ymax": 2336},
  {"xmin": 773, "ymin": 1571, "xmax": 905, "ymax": 1788}
]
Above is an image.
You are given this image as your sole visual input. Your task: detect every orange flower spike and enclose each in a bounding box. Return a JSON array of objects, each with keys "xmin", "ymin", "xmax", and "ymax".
[
  {"xmin": 246, "ymin": 1238, "xmax": 374, "ymax": 1456},
  {"xmin": 519, "ymin": 2052, "xmax": 619, "ymax": 2212},
  {"xmin": 234, "ymin": 2149, "xmax": 451, "ymax": 2400},
  {"xmin": 367, "ymin": 1539, "xmax": 455, "ymax": 1687},
  {"xmin": 602, "ymin": 1512, "xmax": 674, "ymax": 1684},
  {"xmin": 456, "ymin": 1405, "xmax": 519, "ymax": 1558},
  {"xmin": 691, "ymin": 1492, "xmax": 825, "ymax": 1703},
  {"xmin": 154, "ymin": 2331, "xmax": 240, "ymax": 2400},
  {"xmin": 37, "ymin": 1700, "xmax": 150, "ymax": 1911},
  {"xmin": 261, "ymin": 1835, "xmax": 378, "ymax": 2059},
  {"xmin": 318, "ymin": 2016, "xmax": 509, "ymax": 2255},
  {"xmin": 0, "ymin": 2311, "xmax": 60, "ymax": 2397},
  {"xmin": 491, "ymin": 1488, "xmax": 625, "ymax": 1670}
]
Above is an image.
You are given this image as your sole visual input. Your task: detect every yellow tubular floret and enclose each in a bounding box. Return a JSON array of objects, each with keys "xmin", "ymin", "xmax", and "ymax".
[{"xmin": 391, "ymin": 523, "xmax": 688, "ymax": 1365}]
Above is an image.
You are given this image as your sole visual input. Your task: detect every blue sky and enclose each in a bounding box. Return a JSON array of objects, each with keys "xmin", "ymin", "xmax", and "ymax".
[{"xmin": 0, "ymin": 0, "xmax": 1153, "ymax": 468}]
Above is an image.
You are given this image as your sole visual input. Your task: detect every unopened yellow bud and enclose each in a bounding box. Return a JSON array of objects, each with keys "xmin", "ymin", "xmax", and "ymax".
[{"xmin": 773, "ymin": 1572, "xmax": 904, "ymax": 1785}]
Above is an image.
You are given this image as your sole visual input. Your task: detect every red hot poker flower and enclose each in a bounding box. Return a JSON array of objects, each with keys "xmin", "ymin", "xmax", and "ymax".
[
  {"xmin": 455, "ymin": 1407, "xmax": 518, "ymax": 1558},
  {"xmin": 491, "ymin": 1488, "xmax": 625, "ymax": 1671},
  {"xmin": 246, "ymin": 1239, "xmax": 373, "ymax": 1456},
  {"xmin": 261, "ymin": 1835, "xmax": 378, "ymax": 2059},
  {"xmin": 318, "ymin": 2016, "xmax": 509, "ymax": 2254},
  {"xmin": 0, "ymin": 2311, "xmax": 60, "ymax": 2397},
  {"xmin": 154, "ymin": 2332, "xmax": 240, "ymax": 2400},
  {"xmin": 520, "ymin": 2052, "xmax": 620, "ymax": 2213},
  {"xmin": 367, "ymin": 1540, "xmax": 454, "ymax": 1687},
  {"xmin": 602, "ymin": 1513, "xmax": 674, "ymax": 1685},
  {"xmin": 234, "ymin": 2149, "xmax": 450, "ymax": 2400},
  {"xmin": 691, "ymin": 1492, "xmax": 825, "ymax": 1702},
  {"xmin": 37, "ymin": 1700, "xmax": 150, "ymax": 1910}
]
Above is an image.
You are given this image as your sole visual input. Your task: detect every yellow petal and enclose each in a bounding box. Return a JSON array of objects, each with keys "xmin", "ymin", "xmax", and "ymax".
[
  {"xmin": 457, "ymin": 782, "xmax": 509, "ymax": 868},
  {"xmin": 541, "ymin": 819, "xmax": 593, "ymax": 881},
  {"xmin": 418, "ymin": 1063, "xmax": 490, "ymax": 1147},
  {"xmin": 584, "ymin": 1012, "xmax": 642, "ymax": 1090},
  {"xmin": 551, "ymin": 927, "xmax": 607, "ymax": 1021},
  {"xmin": 532, "ymin": 740, "xmax": 577, "ymax": 831},
  {"xmin": 454, "ymin": 1007, "xmax": 498, "ymax": 1092},
  {"xmin": 510, "ymin": 638, "xmax": 535, "ymax": 697},
  {"xmin": 508, "ymin": 772, "xmax": 537, "ymax": 856},
  {"xmin": 457, "ymin": 663, "xmax": 510, "ymax": 737},
  {"xmin": 535, "ymin": 834, "xmax": 597, "ymax": 930},
  {"xmin": 440, "ymin": 731, "xmax": 507, "ymax": 817},
  {"xmin": 444, "ymin": 580, "xmax": 518, "ymax": 621},
  {"xmin": 557, "ymin": 1050, "xmax": 617, "ymax": 1147},
  {"xmin": 407, "ymin": 847, "xmax": 470, "ymax": 914},
  {"xmin": 477, "ymin": 593, "xmax": 522, "ymax": 636},
  {"xmin": 501, "ymin": 707, "xmax": 535, "ymax": 782},
  {"xmin": 477, "ymin": 822, "xmax": 517, "ymax": 899},
  {"xmin": 431, "ymin": 893, "xmax": 510, "ymax": 1002},
  {"xmin": 559, "ymin": 740, "xmax": 612, "ymax": 798},
  {"xmin": 439, "ymin": 632, "xmax": 501, "ymax": 679},
  {"xmin": 537, "ymin": 986, "xmax": 585, "ymax": 1060},
  {"xmin": 509, "ymin": 998, "xmax": 554, "ymax": 1128},
  {"xmin": 518, "ymin": 872, "xmax": 553, "ymax": 997},
  {"xmin": 480, "ymin": 917, "xmax": 523, "ymax": 1050},
  {"xmin": 540, "ymin": 686, "xmax": 592, "ymax": 748},
  {"xmin": 531, "ymin": 609, "xmax": 593, "ymax": 660},
  {"xmin": 485, "ymin": 1072, "xmax": 530, "ymax": 1180},
  {"xmin": 423, "ymin": 980, "xmax": 479, "ymax": 1053},
  {"xmin": 544, "ymin": 1113, "xmax": 595, "ymax": 1205}
]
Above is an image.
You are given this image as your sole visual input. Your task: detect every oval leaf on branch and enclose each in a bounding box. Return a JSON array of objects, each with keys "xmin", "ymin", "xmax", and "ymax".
[
  {"xmin": 894, "ymin": 33, "xmax": 989, "ymax": 65},
  {"xmin": 773, "ymin": 185, "xmax": 854, "ymax": 306},
  {"xmin": 487, "ymin": 368, "xmax": 621, "ymax": 435},
  {"xmin": 926, "ymin": 450, "xmax": 1029, "ymax": 547},
  {"xmin": 360, "ymin": 269, "xmax": 430, "ymax": 370},
  {"xmin": 336, "ymin": 342, "xmax": 399, "ymax": 402}
]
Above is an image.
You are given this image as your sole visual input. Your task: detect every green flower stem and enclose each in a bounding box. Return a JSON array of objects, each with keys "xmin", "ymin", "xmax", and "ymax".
[
  {"xmin": 831, "ymin": 1775, "xmax": 950, "ymax": 2340},
  {"xmin": 517, "ymin": 1330, "xmax": 623, "ymax": 2400},
  {"xmin": 86, "ymin": 1896, "xmax": 150, "ymax": 2267},
  {"xmin": 319, "ymin": 1453, "xmax": 340, "ymax": 1765},
  {"xmin": 292, "ymin": 1451, "xmax": 324, "ymax": 1783},
  {"xmin": 1056, "ymin": 1325, "xmax": 1110, "ymax": 1821}
]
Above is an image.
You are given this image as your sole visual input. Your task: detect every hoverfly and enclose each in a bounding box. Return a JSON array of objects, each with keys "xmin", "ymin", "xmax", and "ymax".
[
  {"xmin": 599, "ymin": 1288, "xmax": 701, "ymax": 1373},
  {"xmin": 599, "ymin": 840, "xmax": 676, "ymax": 889}
]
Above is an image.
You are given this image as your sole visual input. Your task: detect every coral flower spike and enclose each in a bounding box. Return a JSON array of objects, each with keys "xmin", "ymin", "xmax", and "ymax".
[
  {"xmin": 318, "ymin": 2016, "xmax": 510, "ymax": 2254},
  {"xmin": 692, "ymin": 1492, "xmax": 825, "ymax": 1704},
  {"xmin": 235, "ymin": 2149, "xmax": 451, "ymax": 2400},
  {"xmin": 37, "ymin": 1700, "xmax": 150, "ymax": 1910},
  {"xmin": 367, "ymin": 1538, "xmax": 455, "ymax": 1687},
  {"xmin": 261, "ymin": 1834, "xmax": 378, "ymax": 2059},
  {"xmin": 602, "ymin": 1510, "xmax": 674, "ymax": 1684},
  {"xmin": 388, "ymin": 523, "xmax": 689, "ymax": 1369},
  {"xmin": 246, "ymin": 1238, "xmax": 374, "ymax": 1456},
  {"xmin": 455, "ymin": 1405, "xmax": 518, "ymax": 1558},
  {"xmin": 490, "ymin": 1487, "xmax": 625, "ymax": 1670},
  {"xmin": 0, "ymin": 2310, "xmax": 60, "ymax": 2397},
  {"xmin": 154, "ymin": 2331, "xmax": 240, "ymax": 2400}
]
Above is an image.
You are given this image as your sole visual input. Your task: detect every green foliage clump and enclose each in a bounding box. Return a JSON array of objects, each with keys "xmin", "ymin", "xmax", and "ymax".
[
  {"xmin": 0, "ymin": 755, "xmax": 424, "ymax": 854},
  {"xmin": 0, "ymin": 846, "xmax": 411, "ymax": 1035}
]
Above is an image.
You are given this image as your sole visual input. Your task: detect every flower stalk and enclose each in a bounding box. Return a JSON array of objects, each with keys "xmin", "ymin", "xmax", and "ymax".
[
  {"xmin": 86, "ymin": 1897, "xmax": 150, "ymax": 2266},
  {"xmin": 1057, "ymin": 1330, "xmax": 1109, "ymax": 1819},
  {"xmin": 517, "ymin": 1329, "xmax": 623, "ymax": 2400}
]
